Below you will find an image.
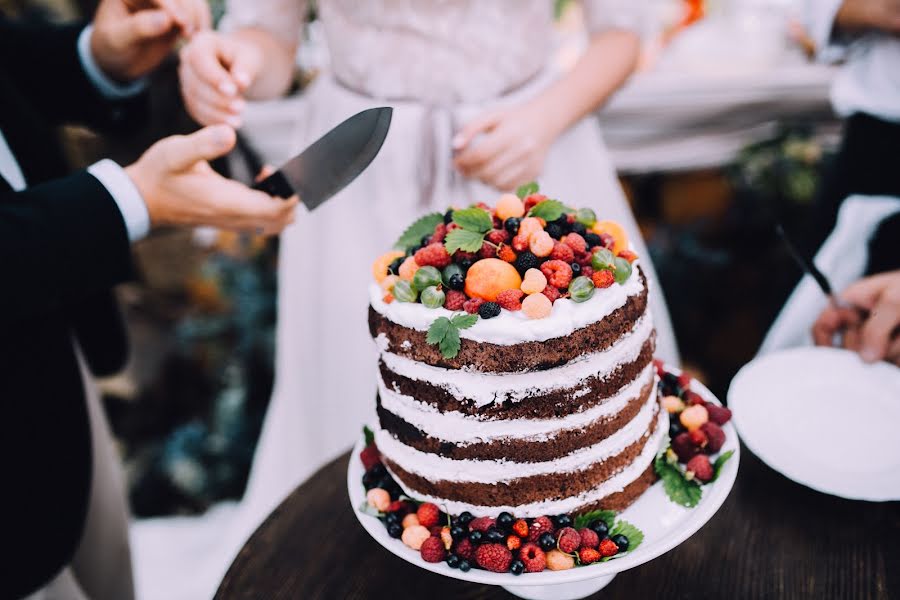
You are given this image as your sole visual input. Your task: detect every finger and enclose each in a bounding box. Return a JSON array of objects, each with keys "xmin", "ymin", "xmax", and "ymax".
[
  {"xmin": 180, "ymin": 0, "xmax": 211, "ymax": 33},
  {"xmin": 452, "ymin": 112, "xmax": 502, "ymax": 152},
  {"xmin": 255, "ymin": 165, "xmax": 276, "ymax": 182},
  {"xmin": 182, "ymin": 34, "xmax": 240, "ymax": 96},
  {"xmin": 843, "ymin": 325, "xmax": 862, "ymax": 353},
  {"xmin": 859, "ymin": 300, "xmax": 900, "ymax": 362},
  {"xmin": 226, "ymin": 43, "xmax": 261, "ymax": 91},
  {"xmin": 886, "ymin": 337, "xmax": 900, "ymax": 366},
  {"xmin": 840, "ymin": 272, "xmax": 896, "ymax": 310},
  {"xmin": 161, "ymin": 125, "xmax": 236, "ymax": 171},
  {"xmin": 454, "ymin": 131, "xmax": 510, "ymax": 173},
  {"xmin": 121, "ymin": 9, "xmax": 174, "ymax": 40},
  {"xmin": 145, "ymin": 0, "xmax": 190, "ymax": 30},
  {"xmin": 812, "ymin": 305, "xmax": 860, "ymax": 346},
  {"xmin": 181, "ymin": 65, "xmax": 245, "ymax": 118}
]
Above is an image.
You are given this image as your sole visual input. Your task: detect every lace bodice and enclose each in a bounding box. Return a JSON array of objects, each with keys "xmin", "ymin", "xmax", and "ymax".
[{"xmin": 222, "ymin": 0, "xmax": 642, "ymax": 104}]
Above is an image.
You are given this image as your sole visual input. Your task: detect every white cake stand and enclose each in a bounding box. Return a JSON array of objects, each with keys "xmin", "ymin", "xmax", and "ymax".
[{"xmin": 348, "ymin": 371, "xmax": 739, "ymax": 599}]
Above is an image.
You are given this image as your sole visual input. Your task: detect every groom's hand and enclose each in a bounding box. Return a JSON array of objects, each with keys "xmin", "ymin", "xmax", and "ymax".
[
  {"xmin": 125, "ymin": 125, "xmax": 299, "ymax": 235},
  {"xmin": 90, "ymin": 0, "xmax": 211, "ymax": 82}
]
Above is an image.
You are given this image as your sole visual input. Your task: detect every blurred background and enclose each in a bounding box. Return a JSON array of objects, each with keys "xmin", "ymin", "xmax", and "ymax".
[{"xmin": 1, "ymin": 0, "xmax": 836, "ymax": 521}]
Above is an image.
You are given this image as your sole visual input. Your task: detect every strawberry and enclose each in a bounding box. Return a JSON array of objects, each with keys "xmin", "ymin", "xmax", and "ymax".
[
  {"xmin": 617, "ymin": 249, "xmax": 638, "ymax": 263},
  {"xmin": 685, "ymin": 391, "xmax": 707, "ymax": 407},
  {"xmin": 707, "ymin": 404, "xmax": 733, "ymax": 425},
  {"xmin": 506, "ymin": 535, "xmax": 521, "ymax": 551},
  {"xmin": 497, "ymin": 244, "xmax": 517, "ymax": 263},
  {"xmin": 688, "ymin": 428, "xmax": 708, "ymax": 449},
  {"xmin": 592, "ymin": 269, "xmax": 615, "ymax": 289},
  {"xmin": 598, "ymin": 538, "xmax": 619, "ymax": 557},
  {"xmin": 512, "ymin": 519, "xmax": 529, "ymax": 538},
  {"xmin": 672, "ymin": 432, "xmax": 700, "ymax": 462},
  {"xmin": 701, "ymin": 421, "xmax": 726, "ymax": 453},
  {"xmin": 416, "ymin": 503, "xmax": 441, "ymax": 528},
  {"xmin": 686, "ymin": 454, "xmax": 714, "ymax": 482},
  {"xmin": 579, "ymin": 547, "xmax": 601, "ymax": 565}
]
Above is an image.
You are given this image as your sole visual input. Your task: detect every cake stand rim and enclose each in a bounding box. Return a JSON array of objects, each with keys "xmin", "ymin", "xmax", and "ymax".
[{"xmin": 347, "ymin": 364, "xmax": 740, "ymax": 588}]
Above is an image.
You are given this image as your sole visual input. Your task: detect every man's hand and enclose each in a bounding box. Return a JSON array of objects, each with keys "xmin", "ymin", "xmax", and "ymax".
[
  {"xmin": 91, "ymin": 0, "xmax": 211, "ymax": 82},
  {"xmin": 125, "ymin": 125, "xmax": 298, "ymax": 235},
  {"xmin": 835, "ymin": 0, "xmax": 900, "ymax": 34},
  {"xmin": 812, "ymin": 270, "xmax": 900, "ymax": 365}
]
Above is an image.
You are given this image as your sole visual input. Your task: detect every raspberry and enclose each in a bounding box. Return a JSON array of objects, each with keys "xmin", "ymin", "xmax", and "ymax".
[
  {"xmin": 579, "ymin": 528, "xmax": 599, "ymax": 549},
  {"xmin": 428, "ymin": 525, "xmax": 444, "ymax": 537},
  {"xmin": 685, "ymin": 391, "xmax": 707, "ymax": 407},
  {"xmin": 415, "ymin": 243, "xmax": 451, "ymax": 268},
  {"xmin": 420, "ymin": 536, "xmax": 446, "ymax": 563},
  {"xmin": 672, "ymin": 432, "xmax": 700, "ymax": 462},
  {"xmin": 550, "ymin": 241, "xmax": 575, "ymax": 263},
  {"xmin": 592, "ymin": 269, "xmax": 615, "ymax": 289},
  {"xmin": 542, "ymin": 285, "xmax": 561, "ymax": 304},
  {"xmin": 579, "ymin": 547, "xmax": 601, "ymax": 564},
  {"xmin": 469, "ymin": 516, "xmax": 496, "ymax": 533},
  {"xmin": 366, "ymin": 488, "xmax": 390, "ymax": 512},
  {"xmin": 689, "ymin": 428, "xmax": 708, "ymax": 449},
  {"xmin": 512, "ymin": 233, "xmax": 531, "ymax": 252},
  {"xmin": 575, "ymin": 250, "xmax": 593, "ymax": 267},
  {"xmin": 529, "ymin": 230, "xmax": 554, "ymax": 257},
  {"xmin": 618, "ymin": 249, "xmax": 638, "ymax": 263},
  {"xmin": 401, "ymin": 525, "xmax": 431, "ymax": 550},
  {"xmin": 430, "ymin": 222, "xmax": 447, "ymax": 244},
  {"xmin": 475, "ymin": 543, "xmax": 513, "ymax": 573},
  {"xmin": 562, "ymin": 232, "xmax": 587, "ymax": 253},
  {"xmin": 598, "ymin": 538, "xmax": 619, "ymax": 557},
  {"xmin": 701, "ymin": 422, "xmax": 726, "ymax": 452},
  {"xmin": 662, "ymin": 395, "xmax": 685, "ymax": 414},
  {"xmin": 598, "ymin": 232, "xmax": 615, "ymax": 249},
  {"xmin": 443, "ymin": 289, "xmax": 467, "ymax": 311},
  {"xmin": 512, "ymin": 519, "xmax": 529, "ymax": 538},
  {"xmin": 359, "ymin": 444, "xmax": 381, "ymax": 470},
  {"xmin": 417, "ymin": 503, "xmax": 441, "ymax": 528},
  {"xmin": 454, "ymin": 537, "xmax": 476, "ymax": 561},
  {"xmin": 545, "ymin": 549, "xmax": 575, "ymax": 571},
  {"xmin": 528, "ymin": 516, "xmax": 555, "ymax": 542},
  {"xmin": 519, "ymin": 542, "xmax": 547, "ymax": 572},
  {"xmin": 478, "ymin": 241, "xmax": 497, "ymax": 259},
  {"xmin": 540, "ymin": 260, "xmax": 573, "ymax": 289},
  {"xmin": 486, "ymin": 229, "xmax": 510, "ymax": 245},
  {"xmin": 680, "ymin": 404, "xmax": 709, "ymax": 431},
  {"xmin": 686, "ymin": 454, "xmax": 714, "ymax": 482},
  {"xmin": 556, "ymin": 527, "xmax": 580, "ymax": 553},
  {"xmin": 522, "ymin": 292, "xmax": 552, "ymax": 319},
  {"xmin": 402, "ymin": 513, "xmax": 420, "ymax": 529},
  {"xmin": 496, "ymin": 289, "xmax": 524, "ymax": 311},
  {"xmin": 498, "ymin": 244, "xmax": 517, "ymax": 263},
  {"xmin": 463, "ymin": 297, "xmax": 484, "ymax": 314},
  {"xmin": 506, "ymin": 535, "xmax": 521, "ymax": 551},
  {"xmin": 707, "ymin": 404, "xmax": 733, "ymax": 425},
  {"xmin": 523, "ymin": 193, "xmax": 546, "ymax": 212}
]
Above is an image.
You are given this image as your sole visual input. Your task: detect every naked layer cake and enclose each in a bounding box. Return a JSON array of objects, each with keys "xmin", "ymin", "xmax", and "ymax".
[{"xmin": 368, "ymin": 190, "xmax": 667, "ymax": 518}]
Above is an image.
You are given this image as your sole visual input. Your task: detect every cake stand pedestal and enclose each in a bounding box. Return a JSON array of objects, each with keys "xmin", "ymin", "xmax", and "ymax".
[{"xmin": 349, "ymin": 370, "xmax": 739, "ymax": 600}]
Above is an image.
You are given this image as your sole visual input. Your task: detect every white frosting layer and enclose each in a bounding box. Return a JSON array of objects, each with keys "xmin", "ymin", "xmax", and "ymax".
[
  {"xmin": 375, "ymin": 391, "xmax": 659, "ymax": 483},
  {"xmin": 386, "ymin": 409, "xmax": 669, "ymax": 518},
  {"xmin": 379, "ymin": 314, "xmax": 653, "ymax": 407},
  {"xmin": 370, "ymin": 261, "xmax": 644, "ymax": 345},
  {"xmin": 378, "ymin": 363, "xmax": 655, "ymax": 444}
]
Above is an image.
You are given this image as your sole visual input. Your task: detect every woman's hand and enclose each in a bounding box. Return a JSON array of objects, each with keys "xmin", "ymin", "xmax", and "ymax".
[
  {"xmin": 453, "ymin": 102, "xmax": 556, "ymax": 192},
  {"xmin": 178, "ymin": 31, "xmax": 264, "ymax": 127}
]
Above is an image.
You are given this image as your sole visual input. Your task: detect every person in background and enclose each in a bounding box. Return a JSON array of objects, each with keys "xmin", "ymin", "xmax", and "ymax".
[{"xmin": 1, "ymin": 4, "xmax": 297, "ymax": 599}]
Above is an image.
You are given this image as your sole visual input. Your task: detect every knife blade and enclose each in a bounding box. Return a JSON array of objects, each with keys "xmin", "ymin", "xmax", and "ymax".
[{"xmin": 253, "ymin": 107, "xmax": 393, "ymax": 209}]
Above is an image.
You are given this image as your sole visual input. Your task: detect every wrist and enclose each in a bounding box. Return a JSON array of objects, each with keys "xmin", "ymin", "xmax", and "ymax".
[{"xmin": 124, "ymin": 164, "xmax": 159, "ymax": 226}]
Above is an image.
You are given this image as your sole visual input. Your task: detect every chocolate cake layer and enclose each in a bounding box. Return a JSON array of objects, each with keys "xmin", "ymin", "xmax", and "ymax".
[
  {"xmin": 570, "ymin": 462, "xmax": 657, "ymax": 514},
  {"xmin": 379, "ymin": 334, "xmax": 655, "ymax": 419},
  {"xmin": 383, "ymin": 407, "xmax": 660, "ymax": 507},
  {"xmin": 376, "ymin": 377, "xmax": 656, "ymax": 462},
  {"xmin": 369, "ymin": 269, "xmax": 649, "ymax": 373}
]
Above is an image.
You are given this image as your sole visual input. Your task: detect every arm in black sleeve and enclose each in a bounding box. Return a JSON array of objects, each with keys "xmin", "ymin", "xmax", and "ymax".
[
  {"xmin": 0, "ymin": 18, "xmax": 147, "ymax": 130},
  {"xmin": 0, "ymin": 171, "xmax": 133, "ymax": 322}
]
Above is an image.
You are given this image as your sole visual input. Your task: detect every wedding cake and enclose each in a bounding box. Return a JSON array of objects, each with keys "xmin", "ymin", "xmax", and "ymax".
[{"xmin": 368, "ymin": 191, "xmax": 666, "ymax": 518}]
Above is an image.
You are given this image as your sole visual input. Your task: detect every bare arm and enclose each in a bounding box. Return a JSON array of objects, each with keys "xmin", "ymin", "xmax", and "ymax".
[{"xmin": 834, "ymin": 0, "xmax": 900, "ymax": 34}]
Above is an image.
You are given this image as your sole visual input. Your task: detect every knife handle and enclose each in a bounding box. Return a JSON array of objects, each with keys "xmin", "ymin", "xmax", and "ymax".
[{"xmin": 253, "ymin": 170, "xmax": 295, "ymax": 199}]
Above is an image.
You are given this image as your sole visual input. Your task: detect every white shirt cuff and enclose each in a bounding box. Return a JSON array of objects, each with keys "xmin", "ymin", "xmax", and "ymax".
[
  {"xmin": 804, "ymin": 0, "xmax": 851, "ymax": 61},
  {"xmin": 88, "ymin": 159, "xmax": 151, "ymax": 242},
  {"xmin": 77, "ymin": 25, "xmax": 148, "ymax": 100}
]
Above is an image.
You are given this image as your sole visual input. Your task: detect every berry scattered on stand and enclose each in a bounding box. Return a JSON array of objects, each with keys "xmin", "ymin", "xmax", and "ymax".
[{"xmin": 478, "ymin": 301, "xmax": 502, "ymax": 319}]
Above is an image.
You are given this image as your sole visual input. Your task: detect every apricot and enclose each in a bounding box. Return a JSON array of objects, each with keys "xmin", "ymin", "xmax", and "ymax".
[
  {"xmin": 464, "ymin": 258, "xmax": 522, "ymax": 302},
  {"xmin": 591, "ymin": 220, "xmax": 629, "ymax": 255},
  {"xmin": 372, "ymin": 250, "xmax": 406, "ymax": 282}
]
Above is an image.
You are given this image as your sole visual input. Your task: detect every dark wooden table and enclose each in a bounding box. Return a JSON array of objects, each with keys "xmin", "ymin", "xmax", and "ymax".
[{"xmin": 215, "ymin": 447, "xmax": 900, "ymax": 599}]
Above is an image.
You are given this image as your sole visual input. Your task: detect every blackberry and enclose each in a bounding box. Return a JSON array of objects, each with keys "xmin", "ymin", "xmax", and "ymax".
[
  {"xmin": 486, "ymin": 528, "xmax": 506, "ymax": 543},
  {"xmin": 448, "ymin": 273, "xmax": 465, "ymax": 291},
  {"xmin": 497, "ymin": 512, "xmax": 514, "ymax": 530},
  {"xmin": 514, "ymin": 251, "xmax": 541, "ymax": 275},
  {"xmin": 510, "ymin": 559, "xmax": 525, "ymax": 575},
  {"xmin": 443, "ymin": 209, "xmax": 455, "ymax": 224},
  {"xmin": 589, "ymin": 519, "xmax": 609, "ymax": 539},
  {"xmin": 387, "ymin": 522, "xmax": 403, "ymax": 538},
  {"xmin": 478, "ymin": 302, "xmax": 501, "ymax": 319},
  {"xmin": 584, "ymin": 232, "xmax": 603, "ymax": 248},
  {"xmin": 553, "ymin": 515, "xmax": 573, "ymax": 529},
  {"xmin": 571, "ymin": 222, "xmax": 587, "ymax": 236},
  {"xmin": 545, "ymin": 222, "xmax": 564, "ymax": 239},
  {"xmin": 446, "ymin": 554, "xmax": 460, "ymax": 569},
  {"xmin": 611, "ymin": 534, "xmax": 629, "ymax": 552},
  {"xmin": 458, "ymin": 559, "xmax": 472, "ymax": 572},
  {"xmin": 504, "ymin": 217, "xmax": 521, "ymax": 235},
  {"xmin": 571, "ymin": 262, "xmax": 582, "ymax": 276},
  {"xmin": 538, "ymin": 532, "xmax": 556, "ymax": 551}
]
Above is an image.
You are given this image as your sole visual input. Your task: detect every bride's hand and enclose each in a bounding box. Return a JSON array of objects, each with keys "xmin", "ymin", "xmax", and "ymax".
[
  {"xmin": 452, "ymin": 102, "xmax": 556, "ymax": 192},
  {"xmin": 178, "ymin": 30, "xmax": 263, "ymax": 127}
]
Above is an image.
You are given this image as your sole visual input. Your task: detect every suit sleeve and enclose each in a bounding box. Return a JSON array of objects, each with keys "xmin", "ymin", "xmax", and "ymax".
[
  {"xmin": 0, "ymin": 171, "xmax": 133, "ymax": 322},
  {"xmin": 0, "ymin": 18, "xmax": 147, "ymax": 130}
]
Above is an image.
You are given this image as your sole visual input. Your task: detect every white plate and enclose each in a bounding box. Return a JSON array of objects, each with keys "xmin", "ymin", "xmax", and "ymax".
[
  {"xmin": 729, "ymin": 346, "xmax": 900, "ymax": 501},
  {"xmin": 349, "ymin": 369, "xmax": 739, "ymax": 599}
]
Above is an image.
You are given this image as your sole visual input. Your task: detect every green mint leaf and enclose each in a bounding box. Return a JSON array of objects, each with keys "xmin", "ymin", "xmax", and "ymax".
[
  {"xmin": 451, "ymin": 207, "xmax": 493, "ymax": 233},
  {"xmin": 451, "ymin": 313, "xmax": 478, "ymax": 329},
  {"xmin": 363, "ymin": 425, "xmax": 375, "ymax": 446},
  {"xmin": 655, "ymin": 453, "xmax": 702, "ymax": 508},
  {"xmin": 444, "ymin": 228, "xmax": 486, "ymax": 254},
  {"xmin": 394, "ymin": 212, "xmax": 443, "ymax": 251},
  {"xmin": 426, "ymin": 317, "xmax": 452, "ymax": 345},
  {"xmin": 573, "ymin": 509, "xmax": 617, "ymax": 530},
  {"xmin": 516, "ymin": 182, "xmax": 539, "ymax": 198},
  {"xmin": 438, "ymin": 325, "xmax": 461, "ymax": 358},
  {"xmin": 610, "ymin": 520, "xmax": 644, "ymax": 552},
  {"xmin": 712, "ymin": 449, "xmax": 735, "ymax": 482},
  {"xmin": 528, "ymin": 199, "xmax": 566, "ymax": 221}
]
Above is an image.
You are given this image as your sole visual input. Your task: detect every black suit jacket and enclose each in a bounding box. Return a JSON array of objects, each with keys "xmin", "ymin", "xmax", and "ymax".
[{"xmin": 0, "ymin": 18, "xmax": 146, "ymax": 598}]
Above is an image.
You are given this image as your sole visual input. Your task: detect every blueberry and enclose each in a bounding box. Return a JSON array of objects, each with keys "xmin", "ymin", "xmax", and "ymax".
[
  {"xmin": 514, "ymin": 251, "xmax": 541, "ymax": 275},
  {"xmin": 448, "ymin": 273, "xmax": 465, "ymax": 291},
  {"xmin": 458, "ymin": 511, "xmax": 474, "ymax": 526},
  {"xmin": 469, "ymin": 530, "xmax": 483, "ymax": 544},
  {"xmin": 486, "ymin": 528, "xmax": 506, "ymax": 543},
  {"xmin": 611, "ymin": 534, "xmax": 629, "ymax": 552},
  {"xmin": 458, "ymin": 257, "xmax": 474, "ymax": 271},
  {"xmin": 553, "ymin": 515, "xmax": 573, "ymax": 529},
  {"xmin": 444, "ymin": 209, "xmax": 455, "ymax": 224},
  {"xmin": 538, "ymin": 532, "xmax": 556, "ymax": 551},
  {"xmin": 510, "ymin": 559, "xmax": 525, "ymax": 575},
  {"xmin": 504, "ymin": 217, "xmax": 521, "ymax": 235},
  {"xmin": 545, "ymin": 222, "xmax": 564, "ymax": 239},
  {"xmin": 478, "ymin": 302, "xmax": 501, "ymax": 319},
  {"xmin": 497, "ymin": 512, "xmax": 514, "ymax": 530},
  {"xmin": 584, "ymin": 232, "xmax": 602, "ymax": 248},
  {"xmin": 387, "ymin": 522, "xmax": 403, "ymax": 538},
  {"xmin": 571, "ymin": 222, "xmax": 587, "ymax": 236},
  {"xmin": 451, "ymin": 525, "xmax": 467, "ymax": 541},
  {"xmin": 571, "ymin": 262, "xmax": 582, "ymax": 276},
  {"xmin": 662, "ymin": 372, "xmax": 680, "ymax": 387},
  {"xmin": 421, "ymin": 234, "xmax": 433, "ymax": 247},
  {"xmin": 446, "ymin": 554, "xmax": 460, "ymax": 568},
  {"xmin": 669, "ymin": 421, "xmax": 685, "ymax": 438},
  {"xmin": 369, "ymin": 464, "xmax": 387, "ymax": 478},
  {"xmin": 389, "ymin": 257, "xmax": 405, "ymax": 276},
  {"xmin": 385, "ymin": 512, "xmax": 400, "ymax": 526},
  {"xmin": 458, "ymin": 559, "xmax": 471, "ymax": 572},
  {"xmin": 589, "ymin": 519, "xmax": 609, "ymax": 539}
]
